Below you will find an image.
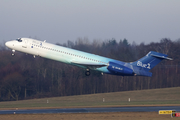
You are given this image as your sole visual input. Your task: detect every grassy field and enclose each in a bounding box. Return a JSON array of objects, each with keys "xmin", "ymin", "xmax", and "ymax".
[
  {"xmin": 0, "ymin": 112, "xmax": 174, "ymax": 120},
  {"xmin": 0, "ymin": 87, "xmax": 180, "ymax": 120},
  {"xmin": 0, "ymin": 87, "xmax": 180, "ymax": 109}
]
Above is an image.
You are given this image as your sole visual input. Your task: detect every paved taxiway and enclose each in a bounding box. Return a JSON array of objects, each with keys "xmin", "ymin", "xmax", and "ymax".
[{"xmin": 0, "ymin": 106, "xmax": 180, "ymax": 114}]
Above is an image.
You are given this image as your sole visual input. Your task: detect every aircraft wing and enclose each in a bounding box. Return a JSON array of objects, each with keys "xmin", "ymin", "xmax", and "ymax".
[{"xmin": 71, "ymin": 61, "xmax": 107, "ymax": 69}]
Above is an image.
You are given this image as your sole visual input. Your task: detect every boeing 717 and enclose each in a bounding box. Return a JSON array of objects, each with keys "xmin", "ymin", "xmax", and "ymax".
[{"xmin": 5, "ymin": 38, "xmax": 172, "ymax": 77}]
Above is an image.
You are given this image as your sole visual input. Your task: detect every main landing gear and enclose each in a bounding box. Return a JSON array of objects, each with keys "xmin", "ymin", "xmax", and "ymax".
[
  {"xmin": 85, "ymin": 70, "xmax": 104, "ymax": 76},
  {"xmin": 85, "ymin": 69, "xmax": 90, "ymax": 76}
]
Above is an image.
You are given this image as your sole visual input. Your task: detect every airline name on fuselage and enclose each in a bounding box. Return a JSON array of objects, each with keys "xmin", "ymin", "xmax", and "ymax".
[{"xmin": 32, "ymin": 40, "xmax": 42, "ymax": 46}]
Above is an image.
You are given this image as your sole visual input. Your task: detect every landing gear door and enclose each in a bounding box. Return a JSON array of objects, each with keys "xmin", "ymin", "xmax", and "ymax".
[{"xmin": 22, "ymin": 40, "xmax": 28, "ymax": 48}]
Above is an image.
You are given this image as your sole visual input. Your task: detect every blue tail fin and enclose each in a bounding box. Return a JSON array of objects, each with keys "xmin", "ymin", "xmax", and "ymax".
[{"xmin": 131, "ymin": 51, "xmax": 172, "ymax": 77}]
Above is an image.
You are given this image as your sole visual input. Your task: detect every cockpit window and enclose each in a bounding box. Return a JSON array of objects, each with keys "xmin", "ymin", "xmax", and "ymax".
[{"xmin": 16, "ymin": 38, "xmax": 22, "ymax": 42}]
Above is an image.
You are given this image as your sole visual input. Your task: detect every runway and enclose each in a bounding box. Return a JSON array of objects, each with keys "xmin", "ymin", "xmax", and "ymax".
[{"xmin": 0, "ymin": 106, "xmax": 180, "ymax": 114}]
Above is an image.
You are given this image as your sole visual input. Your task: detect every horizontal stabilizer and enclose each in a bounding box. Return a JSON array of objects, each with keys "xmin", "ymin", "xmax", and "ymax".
[{"xmin": 151, "ymin": 54, "xmax": 173, "ymax": 60}]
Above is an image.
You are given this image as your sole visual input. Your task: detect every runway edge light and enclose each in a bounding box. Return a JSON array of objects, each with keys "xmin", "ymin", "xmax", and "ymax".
[{"xmin": 159, "ymin": 110, "xmax": 176, "ymax": 114}]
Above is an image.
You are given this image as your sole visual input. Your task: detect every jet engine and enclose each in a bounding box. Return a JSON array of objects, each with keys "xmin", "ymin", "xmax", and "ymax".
[{"xmin": 107, "ymin": 62, "xmax": 134, "ymax": 76}]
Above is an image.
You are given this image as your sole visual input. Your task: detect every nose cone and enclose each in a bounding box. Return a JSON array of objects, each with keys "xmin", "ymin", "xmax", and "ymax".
[
  {"xmin": 5, "ymin": 41, "xmax": 10, "ymax": 47},
  {"xmin": 5, "ymin": 41, "xmax": 13, "ymax": 48}
]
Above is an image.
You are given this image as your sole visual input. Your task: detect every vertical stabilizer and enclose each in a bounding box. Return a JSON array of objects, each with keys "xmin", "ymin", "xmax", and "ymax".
[{"xmin": 131, "ymin": 51, "xmax": 172, "ymax": 76}]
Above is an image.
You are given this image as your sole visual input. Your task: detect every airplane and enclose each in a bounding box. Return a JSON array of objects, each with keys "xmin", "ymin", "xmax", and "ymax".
[{"xmin": 5, "ymin": 38, "xmax": 172, "ymax": 77}]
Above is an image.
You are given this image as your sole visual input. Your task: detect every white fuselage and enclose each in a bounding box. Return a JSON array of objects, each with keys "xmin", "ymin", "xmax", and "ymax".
[{"xmin": 5, "ymin": 38, "xmax": 123, "ymax": 75}]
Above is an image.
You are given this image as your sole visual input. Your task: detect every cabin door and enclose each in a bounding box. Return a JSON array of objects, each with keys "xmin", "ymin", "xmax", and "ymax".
[{"xmin": 22, "ymin": 40, "xmax": 28, "ymax": 48}]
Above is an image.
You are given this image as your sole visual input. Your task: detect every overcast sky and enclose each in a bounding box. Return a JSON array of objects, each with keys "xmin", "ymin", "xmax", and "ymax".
[{"xmin": 0, "ymin": 0, "xmax": 180, "ymax": 45}]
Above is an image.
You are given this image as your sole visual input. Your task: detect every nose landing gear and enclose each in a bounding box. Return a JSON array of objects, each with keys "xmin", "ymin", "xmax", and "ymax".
[{"xmin": 12, "ymin": 49, "xmax": 15, "ymax": 56}]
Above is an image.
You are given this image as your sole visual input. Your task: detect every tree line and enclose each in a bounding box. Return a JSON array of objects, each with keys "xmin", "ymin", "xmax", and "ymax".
[{"xmin": 0, "ymin": 38, "xmax": 179, "ymax": 101}]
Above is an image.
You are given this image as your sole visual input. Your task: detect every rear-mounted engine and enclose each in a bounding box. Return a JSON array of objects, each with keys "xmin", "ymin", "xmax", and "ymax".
[{"xmin": 107, "ymin": 62, "xmax": 134, "ymax": 76}]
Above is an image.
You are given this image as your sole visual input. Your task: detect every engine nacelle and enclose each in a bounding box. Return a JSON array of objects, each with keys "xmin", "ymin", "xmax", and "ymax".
[{"xmin": 107, "ymin": 62, "xmax": 134, "ymax": 76}]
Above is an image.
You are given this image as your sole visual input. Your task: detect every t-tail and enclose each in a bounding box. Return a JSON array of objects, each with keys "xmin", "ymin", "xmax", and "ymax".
[{"xmin": 131, "ymin": 51, "xmax": 172, "ymax": 77}]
